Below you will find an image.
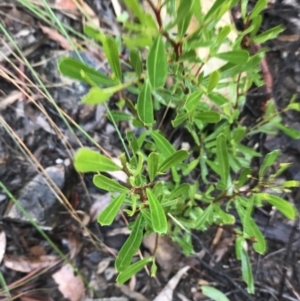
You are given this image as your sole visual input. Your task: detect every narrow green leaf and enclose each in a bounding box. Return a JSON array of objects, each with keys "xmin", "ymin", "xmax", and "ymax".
[
  {"xmin": 235, "ymin": 236, "xmax": 243, "ymax": 260},
  {"xmin": 102, "ymin": 36, "xmax": 122, "ymax": 81},
  {"xmin": 93, "ymin": 174, "xmax": 129, "ymax": 193},
  {"xmin": 238, "ymin": 168, "xmax": 251, "ymax": 187},
  {"xmin": 241, "ymin": 244, "xmax": 255, "ymax": 294},
  {"xmin": 250, "ymin": 0, "xmax": 267, "ymax": 19},
  {"xmin": 159, "ymin": 150, "xmax": 189, "ymax": 172},
  {"xmin": 74, "ymin": 148, "xmax": 121, "ymax": 172},
  {"xmin": 130, "ymin": 49, "xmax": 142, "ymax": 77},
  {"xmin": 214, "ymin": 50, "xmax": 249, "ymax": 65},
  {"xmin": 116, "ymin": 257, "xmax": 152, "ymax": 284},
  {"xmin": 115, "ymin": 215, "xmax": 144, "ymax": 271},
  {"xmin": 287, "ymin": 103, "xmax": 300, "ymax": 111},
  {"xmin": 150, "ymin": 131, "xmax": 175, "ymax": 158},
  {"xmin": 148, "ymin": 152, "xmax": 160, "ymax": 182},
  {"xmin": 147, "ymin": 36, "xmax": 168, "ymax": 89},
  {"xmin": 122, "ymin": 0, "xmax": 143, "ymax": 21},
  {"xmin": 83, "ymin": 24, "xmax": 104, "ymax": 41},
  {"xmin": 146, "ymin": 189, "xmax": 168, "ymax": 234},
  {"xmin": 194, "ymin": 111, "xmax": 221, "ymax": 123},
  {"xmin": 58, "ymin": 57, "xmax": 117, "ymax": 87},
  {"xmin": 108, "ymin": 111, "xmax": 133, "ymax": 122},
  {"xmin": 246, "ymin": 218, "xmax": 267, "ymax": 254},
  {"xmin": 150, "ymin": 260, "xmax": 157, "ymax": 277},
  {"xmin": 276, "ymin": 123, "xmax": 300, "ymax": 139},
  {"xmin": 98, "ymin": 193, "xmax": 126, "ymax": 226},
  {"xmin": 137, "ymin": 81, "xmax": 154, "ymax": 125},
  {"xmin": 216, "ymin": 133, "xmax": 229, "ymax": 187},
  {"xmin": 253, "ymin": 25, "xmax": 285, "ymax": 44},
  {"xmin": 259, "ymin": 149, "xmax": 280, "ymax": 178},
  {"xmin": 201, "ymin": 286, "xmax": 229, "ymax": 301},
  {"xmin": 203, "ymin": 0, "xmax": 226, "ymax": 21},
  {"xmin": 283, "ymin": 180, "xmax": 300, "ymax": 188},
  {"xmin": 215, "ymin": 204, "xmax": 235, "ymax": 225},
  {"xmin": 182, "ymin": 158, "xmax": 199, "ymax": 176},
  {"xmin": 208, "ymin": 92, "xmax": 229, "ymax": 105},
  {"xmin": 127, "ymin": 131, "xmax": 139, "ymax": 155},
  {"xmin": 82, "ymin": 87, "xmax": 113, "ymax": 104},
  {"xmin": 256, "ymin": 193, "xmax": 297, "ymax": 219},
  {"xmin": 177, "ymin": 0, "xmax": 194, "ymax": 39},
  {"xmin": 168, "ymin": 183, "xmax": 190, "ymax": 200},
  {"xmin": 195, "ymin": 204, "xmax": 213, "ymax": 229},
  {"xmin": 184, "ymin": 90, "xmax": 202, "ymax": 112},
  {"xmin": 207, "ymin": 70, "xmax": 220, "ymax": 93},
  {"xmin": 172, "ymin": 112, "xmax": 188, "ymax": 127},
  {"xmin": 133, "ymin": 152, "xmax": 144, "ymax": 176}
]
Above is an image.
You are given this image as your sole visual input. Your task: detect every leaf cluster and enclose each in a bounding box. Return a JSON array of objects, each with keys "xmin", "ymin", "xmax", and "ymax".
[{"xmin": 59, "ymin": 0, "xmax": 299, "ymax": 293}]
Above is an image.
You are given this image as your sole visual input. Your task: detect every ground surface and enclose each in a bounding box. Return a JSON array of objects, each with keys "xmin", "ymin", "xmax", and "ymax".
[{"xmin": 1, "ymin": 0, "xmax": 300, "ymax": 300}]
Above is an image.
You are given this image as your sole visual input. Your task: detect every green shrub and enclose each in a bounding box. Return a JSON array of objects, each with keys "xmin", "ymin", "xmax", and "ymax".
[{"xmin": 58, "ymin": 0, "xmax": 299, "ymax": 294}]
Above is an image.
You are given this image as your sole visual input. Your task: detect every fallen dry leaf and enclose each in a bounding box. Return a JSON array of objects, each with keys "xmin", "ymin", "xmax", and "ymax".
[
  {"xmin": 0, "ymin": 91, "xmax": 22, "ymax": 111},
  {"xmin": 89, "ymin": 193, "xmax": 112, "ymax": 222},
  {"xmin": 52, "ymin": 264, "xmax": 85, "ymax": 301},
  {"xmin": 153, "ymin": 266, "xmax": 190, "ymax": 301},
  {"xmin": 143, "ymin": 233, "xmax": 181, "ymax": 279},
  {"xmin": 55, "ymin": 0, "xmax": 77, "ymax": 10},
  {"xmin": 111, "ymin": 0, "xmax": 122, "ymax": 17},
  {"xmin": 209, "ymin": 237, "xmax": 234, "ymax": 266},
  {"xmin": 39, "ymin": 24, "xmax": 73, "ymax": 50},
  {"xmin": 78, "ymin": 0, "xmax": 100, "ymax": 27},
  {"xmin": 0, "ymin": 231, "xmax": 6, "ymax": 264},
  {"xmin": 4, "ymin": 255, "xmax": 59, "ymax": 273},
  {"xmin": 97, "ymin": 259, "xmax": 110, "ymax": 274}
]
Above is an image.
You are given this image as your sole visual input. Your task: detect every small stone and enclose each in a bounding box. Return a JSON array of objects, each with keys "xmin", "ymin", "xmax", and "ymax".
[{"xmin": 5, "ymin": 165, "xmax": 65, "ymax": 229}]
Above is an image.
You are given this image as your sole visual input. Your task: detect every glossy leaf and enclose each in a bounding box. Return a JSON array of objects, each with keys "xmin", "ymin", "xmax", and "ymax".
[
  {"xmin": 147, "ymin": 36, "xmax": 168, "ymax": 89},
  {"xmin": 184, "ymin": 90, "xmax": 201, "ymax": 112},
  {"xmin": 58, "ymin": 57, "xmax": 117, "ymax": 87},
  {"xmin": 130, "ymin": 49, "xmax": 142, "ymax": 77},
  {"xmin": 98, "ymin": 193, "xmax": 126, "ymax": 225},
  {"xmin": 195, "ymin": 204, "xmax": 213, "ymax": 229},
  {"xmin": 250, "ymin": 0, "xmax": 267, "ymax": 19},
  {"xmin": 241, "ymin": 243, "xmax": 254, "ymax": 294},
  {"xmin": 283, "ymin": 180, "xmax": 300, "ymax": 188},
  {"xmin": 108, "ymin": 111, "xmax": 133, "ymax": 122},
  {"xmin": 276, "ymin": 123, "xmax": 300, "ymax": 139},
  {"xmin": 238, "ymin": 168, "xmax": 251, "ymax": 187},
  {"xmin": 146, "ymin": 189, "xmax": 168, "ymax": 234},
  {"xmin": 147, "ymin": 152, "xmax": 160, "ymax": 182},
  {"xmin": 201, "ymin": 286, "xmax": 229, "ymax": 301},
  {"xmin": 82, "ymin": 87, "xmax": 114, "ymax": 104},
  {"xmin": 246, "ymin": 218, "xmax": 266, "ymax": 254},
  {"xmin": 194, "ymin": 111, "xmax": 221, "ymax": 123},
  {"xmin": 259, "ymin": 149, "xmax": 280, "ymax": 178},
  {"xmin": 115, "ymin": 214, "xmax": 144, "ymax": 271},
  {"xmin": 216, "ymin": 133, "xmax": 229, "ymax": 187},
  {"xmin": 137, "ymin": 81, "xmax": 154, "ymax": 125},
  {"xmin": 150, "ymin": 260, "xmax": 157, "ymax": 277},
  {"xmin": 287, "ymin": 103, "xmax": 300, "ymax": 111},
  {"xmin": 102, "ymin": 36, "xmax": 122, "ymax": 81},
  {"xmin": 253, "ymin": 25, "xmax": 284, "ymax": 44},
  {"xmin": 74, "ymin": 148, "xmax": 121, "ymax": 172},
  {"xmin": 207, "ymin": 70, "xmax": 220, "ymax": 93},
  {"xmin": 168, "ymin": 183, "xmax": 190, "ymax": 200},
  {"xmin": 150, "ymin": 131, "xmax": 175, "ymax": 158},
  {"xmin": 158, "ymin": 150, "xmax": 189, "ymax": 172},
  {"xmin": 256, "ymin": 193, "xmax": 297, "ymax": 219},
  {"xmin": 176, "ymin": 0, "xmax": 194, "ymax": 39},
  {"xmin": 116, "ymin": 257, "xmax": 152, "ymax": 284},
  {"xmin": 93, "ymin": 174, "xmax": 129, "ymax": 193},
  {"xmin": 214, "ymin": 50, "xmax": 249, "ymax": 65}
]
